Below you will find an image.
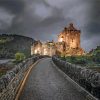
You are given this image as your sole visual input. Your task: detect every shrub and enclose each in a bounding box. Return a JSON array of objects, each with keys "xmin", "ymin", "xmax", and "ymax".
[
  {"xmin": 65, "ymin": 56, "xmax": 88, "ymax": 65},
  {"xmin": 74, "ymin": 58, "xmax": 87, "ymax": 65},
  {"xmin": 93, "ymin": 50, "xmax": 100, "ymax": 63},
  {"xmin": 15, "ymin": 52, "xmax": 26, "ymax": 62},
  {"xmin": 0, "ymin": 72, "xmax": 6, "ymax": 77},
  {"xmin": 65, "ymin": 56, "xmax": 77, "ymax": 63}
]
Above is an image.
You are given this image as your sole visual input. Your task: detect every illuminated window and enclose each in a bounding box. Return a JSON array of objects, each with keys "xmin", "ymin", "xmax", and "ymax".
[{"xmin": 60, "ymin": 36, "xmax": 64, "ymax": 42}]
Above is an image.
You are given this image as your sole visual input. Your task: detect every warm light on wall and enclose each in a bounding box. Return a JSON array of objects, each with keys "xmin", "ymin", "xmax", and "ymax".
[
  {"xmin": 37, "ymin": 48, "xmax": 40, "ymax": 51},
  {"xmin": 34, "ymin": 49, "xmax": 37, "ymax": 54},
  {"xmin": 70, "ymin": 39, "xmax": 76, "ymax": 48},
  {"xmin": 44, "ymin": 49, "xmax": 48, "ymax": 55},
  {"xmin": 34, "ymin": 47, "xmax": 41, "ymax": 54},
  {"xmin": 60, "ymin": 38, "xmax": 63, "ymax": 42},
  {"xmin": 59, "ymin": 36, "xmax": 64, "ymax": 42}
]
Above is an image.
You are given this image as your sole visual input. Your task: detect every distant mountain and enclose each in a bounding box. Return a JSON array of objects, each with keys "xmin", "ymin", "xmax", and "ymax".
[{"xmin": 0, "ymin": 34, "xmax": 34, "ymax": 59}]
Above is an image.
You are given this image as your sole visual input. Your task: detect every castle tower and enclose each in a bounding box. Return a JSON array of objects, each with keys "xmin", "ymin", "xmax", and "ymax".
[
  {"xmin": 58, "ymin": 23, "xmax": 80, "ymax": 49},
  {"xmin": 57, "ymin": 23, "xmax": 85, "ymax": 56}
]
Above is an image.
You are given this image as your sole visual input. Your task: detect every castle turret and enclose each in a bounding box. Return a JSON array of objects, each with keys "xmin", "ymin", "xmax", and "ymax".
[{"xmin": 57, "ymin": 23, "xmax": 85, "ymax": 56}]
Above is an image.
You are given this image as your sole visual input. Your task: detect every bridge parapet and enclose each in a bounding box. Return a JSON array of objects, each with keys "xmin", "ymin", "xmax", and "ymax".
[
  {"xmin": 52, "ymin": 56, "xmax": 100, "ymax": 99},
  {"xmin": 0, "ymin": 55, "xmax": 46, "ymax": 100}
]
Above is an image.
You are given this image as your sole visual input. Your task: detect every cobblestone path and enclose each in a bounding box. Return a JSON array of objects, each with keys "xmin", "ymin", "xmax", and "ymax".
[{"xmin": 19, "ymin": 58, "xmax": 86, "ymax": 100}]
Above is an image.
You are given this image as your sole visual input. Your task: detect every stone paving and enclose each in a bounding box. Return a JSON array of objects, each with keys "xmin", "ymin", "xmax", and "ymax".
[{"xmin": 19, "ymin": 58, "xmax": 86, "ymax": 100}]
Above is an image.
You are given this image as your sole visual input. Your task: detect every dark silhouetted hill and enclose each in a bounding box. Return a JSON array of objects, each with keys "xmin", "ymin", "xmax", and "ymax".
[{"xmin": 0, "ymin": 34, "xmax": 34, "ymax": 59}]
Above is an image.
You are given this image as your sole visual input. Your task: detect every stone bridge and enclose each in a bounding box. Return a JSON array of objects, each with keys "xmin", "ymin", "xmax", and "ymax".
[{"xmin": 0, "ymin": 55, "xmax": 99, "ymax": 100}]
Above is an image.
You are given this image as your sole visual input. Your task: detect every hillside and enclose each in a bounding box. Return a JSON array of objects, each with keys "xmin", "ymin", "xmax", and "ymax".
[
  {"xmin": 0, "ymin": 34, "xmax": 34, "ymax": 59},
  {"xmin": 88, "ymin": 46, "xmax": 100, "ymax": 55}
]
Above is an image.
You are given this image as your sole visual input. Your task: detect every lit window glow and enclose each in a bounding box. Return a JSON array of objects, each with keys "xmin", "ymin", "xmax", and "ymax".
[
  {"xmin": 35, "ymin": 50, "xmax": 37, "ymax": 54},
  {"xmin": 60, "ymin": 38, "xmax": 63, "ymax": 42},
  {"xmin": 59, "ymin": 36, "xmax": 64, "ymax": 42}
]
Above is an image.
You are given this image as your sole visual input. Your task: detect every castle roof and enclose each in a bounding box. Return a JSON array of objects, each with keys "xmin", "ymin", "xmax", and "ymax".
[
  {"xmin": 62, "ymin": 23, "xmax": 81, "ymax": 33},
  {"xmin": 67, "ymin": 23, "xmax": 77, "ymax": 31},
  {"xmin": 34, "ymin": 40, "xmax": 42, "ymax": 45}
]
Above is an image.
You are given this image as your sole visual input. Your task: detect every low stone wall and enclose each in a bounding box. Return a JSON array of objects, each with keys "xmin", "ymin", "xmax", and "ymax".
[
  {"xmin": 52, "ymin": 56, "xmax": 100, "ymax": 99},
  {"xmin": 0, "ymin": 55, "xmax": 46, "ymax": 100}
]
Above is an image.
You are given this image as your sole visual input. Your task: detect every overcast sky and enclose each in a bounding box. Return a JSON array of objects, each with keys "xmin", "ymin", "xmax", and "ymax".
[{"xmin": 0, "ymin": 0, "xmax": 100, "ymax": 52}]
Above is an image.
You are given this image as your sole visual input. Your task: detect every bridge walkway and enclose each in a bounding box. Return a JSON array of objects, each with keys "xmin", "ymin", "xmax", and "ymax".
[{"xmin": 19, "ymin": 58, "xmax": 86, "ymax": 100}]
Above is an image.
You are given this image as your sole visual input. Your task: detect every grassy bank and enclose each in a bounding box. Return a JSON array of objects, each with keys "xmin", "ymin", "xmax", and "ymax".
[{"xmin": 60, "ymin": 55, "xmax": 100, "ymax": 72}]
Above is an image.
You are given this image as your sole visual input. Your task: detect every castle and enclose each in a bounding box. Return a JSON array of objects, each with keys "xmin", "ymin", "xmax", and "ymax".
[{"xmin": 31, "ymin": 23, "xmax": 85, "ymax": 56}]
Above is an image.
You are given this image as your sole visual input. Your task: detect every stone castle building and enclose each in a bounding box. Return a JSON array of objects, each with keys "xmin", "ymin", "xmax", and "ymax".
[
  {"xmin": 56, "ymin": 23, "xmax": 84, "ymax": 56},
  {"xmin": 31, "ymin": 40, "xmax": 56, "ymax": 56},
  {"xmin": 31, "ymin": 40, "xmax": 42, "ymax": 55},
  {"xmin": 31, "ymin": 23, "xmax": 85, "ymax": 56},
  {"xmin": 42, "ymin": 41, "xmax": 56, "ymax": 56}
]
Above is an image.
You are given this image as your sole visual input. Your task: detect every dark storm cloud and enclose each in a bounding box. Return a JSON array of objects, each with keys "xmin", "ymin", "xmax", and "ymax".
[
  {"xmin": 0, "ymin": 0, "xmax": 100, "ymax": 51},
  {"xmin": 80, "ymin": 0, "xmax": 100, "ymax": 51},
  {"xmin": 0, "ymin": 0, "xmax": 25, "ymax": 31},
  {"xmin": 0, "ymin": 0, "xmax": 24, "ymax": 14},
  {"xmin": 86, "ymin": 0, "xmax": 100, "ymax": 35}
]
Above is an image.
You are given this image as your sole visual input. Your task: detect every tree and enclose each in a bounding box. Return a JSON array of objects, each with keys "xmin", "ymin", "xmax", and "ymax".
[
  {"xmin": 15, "ymin": 52, "xmax": 26, "ymax": 62},
  {"xmin": 93, "ymin": 50, "xmax": 100, "ymax": 63}
]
